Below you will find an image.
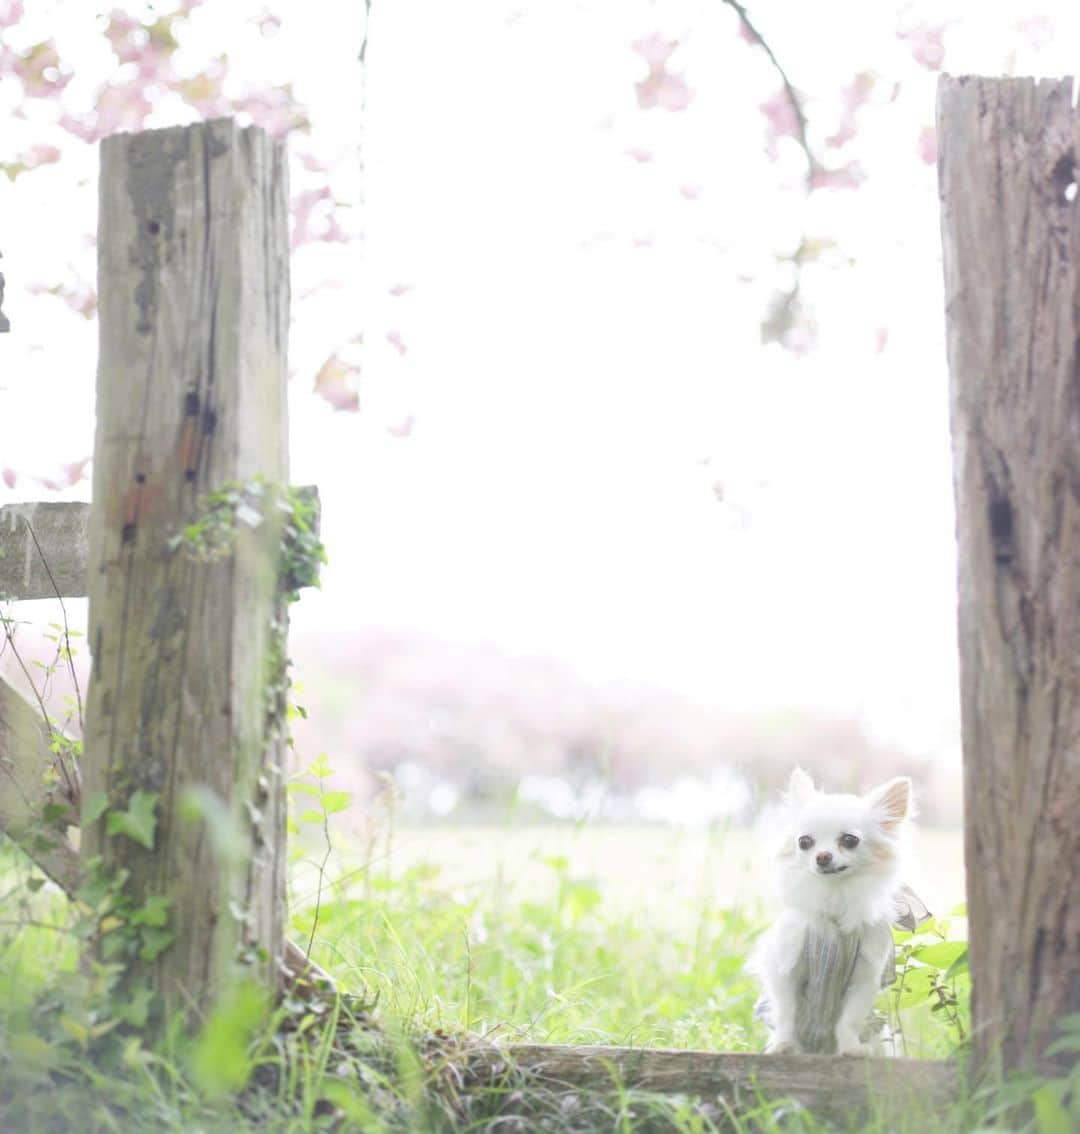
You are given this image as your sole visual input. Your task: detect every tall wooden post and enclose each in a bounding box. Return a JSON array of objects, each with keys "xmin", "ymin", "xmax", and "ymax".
[
  {"xmin": 938, "ymin": 75, "xmax": 1080, "ymax": 1071},
  {"xmin": 84, "ymin": 119, "xmax": 291, "ymax": 1018}
]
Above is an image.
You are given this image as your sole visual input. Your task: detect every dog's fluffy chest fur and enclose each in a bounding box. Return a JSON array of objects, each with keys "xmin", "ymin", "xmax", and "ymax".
[{"xmin": 755, "ymin": 915, "xmax": 894, "ymax": 1054}]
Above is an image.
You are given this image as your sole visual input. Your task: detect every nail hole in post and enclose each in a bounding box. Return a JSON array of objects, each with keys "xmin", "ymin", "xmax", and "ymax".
[
  {"xmin": 1051, "ymin": 152, "xmax": 1077, "ymax": 204},
  {"xmin": 989, "ymin": 496, "xmax": 1013, "ymax": 564}
]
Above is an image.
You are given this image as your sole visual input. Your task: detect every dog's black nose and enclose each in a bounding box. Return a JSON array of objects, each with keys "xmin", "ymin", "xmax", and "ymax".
[{"xmin": 815, "ymin": 851, "xmax": 833, "ymax": 866}]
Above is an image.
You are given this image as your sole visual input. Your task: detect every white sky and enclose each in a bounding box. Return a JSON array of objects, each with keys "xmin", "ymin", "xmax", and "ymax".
[{"xmin": 2, "ymin": 0, "xmax": 1076, "ymax": 763}]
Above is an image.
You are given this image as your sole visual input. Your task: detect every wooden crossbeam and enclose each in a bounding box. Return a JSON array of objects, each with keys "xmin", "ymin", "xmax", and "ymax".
[
  {"xmin": 471, "ymin": 1044, "xmax": 957, "ymax": 1124},
  {"xmin": 0, "ymin": 488, "xmax": 319, "ymax": 601}
]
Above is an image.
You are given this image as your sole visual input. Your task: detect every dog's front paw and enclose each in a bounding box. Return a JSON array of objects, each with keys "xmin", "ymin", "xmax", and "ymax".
[{"xmin": 765, "ymin": 1036, "xmax": 796, "ymax": 1055}]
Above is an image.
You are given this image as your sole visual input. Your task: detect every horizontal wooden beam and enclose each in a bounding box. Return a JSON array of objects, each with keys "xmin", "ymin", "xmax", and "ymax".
[
  {"xmin": 0, "ymin": 502, "xmax": 89, "ymax": 600},
  {"xmin": 0, "ymin": 486, "xmax": 319, "ymax": 601},
  {"xmin": 472, "ymin": 1044, "xmax": 957, "ymax": 1124}
]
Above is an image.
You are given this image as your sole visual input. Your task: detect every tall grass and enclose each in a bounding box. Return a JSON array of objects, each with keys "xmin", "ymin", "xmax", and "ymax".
[{"xmin": 4, "ymin": 815, "xmax": 1060, "ymax": 1134}]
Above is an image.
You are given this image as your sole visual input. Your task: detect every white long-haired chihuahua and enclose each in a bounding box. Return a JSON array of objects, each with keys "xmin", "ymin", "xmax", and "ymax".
[{"xmin": 749, "ymin": 768, "xmax": 923, "ymax": 1056}]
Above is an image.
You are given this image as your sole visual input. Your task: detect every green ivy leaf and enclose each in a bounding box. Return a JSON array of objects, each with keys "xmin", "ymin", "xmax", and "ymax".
[
  {"xmin": 139, "ymin": 928, "xmax": 174, "ymax": 961},
  {"xmin": 106, "ymin": 790, "xmax": 159, "ymax": 849},
  {"xmin": 321, "ymin": 791, "xmax": 351, "ymax": 814},
  {"xmin": 114, "ymin": 987, "xmax": 155, "ymax": 1029},
  {"xmin": 130, "ymin": 895, "xmax": 170, "ymax": 928}
]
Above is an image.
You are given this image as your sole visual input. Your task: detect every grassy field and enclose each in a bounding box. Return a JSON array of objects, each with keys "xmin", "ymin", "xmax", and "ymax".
[
  {"xmin": 288, "ymin": 821, "xmax": 968, "ymax": 1051},
  {"xmin": 5, "ymin": 818, "xmax": 1066, "ymax": 1133}
]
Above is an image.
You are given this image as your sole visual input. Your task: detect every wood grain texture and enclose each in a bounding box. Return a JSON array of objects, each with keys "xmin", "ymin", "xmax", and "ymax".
[
  {"xmin": 938, "ymin": 75, "xmax": 1080, "ymax": 1069},
  {"xmin": 0, "ymin": 489, "xmax": 318, "ymax": 600},
  {"xmin": 84, "ymin": 119, "xmax": 291, "ymax": 1018},
  {"xmin": 470, "ymin": 1045, "xmax": 957, "ymax": 1125}
]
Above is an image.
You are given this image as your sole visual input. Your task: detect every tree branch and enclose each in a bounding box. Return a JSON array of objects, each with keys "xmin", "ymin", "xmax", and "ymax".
[{"xmin": 723, "ymin": 0, "xmax": 818, "ymax": 187}]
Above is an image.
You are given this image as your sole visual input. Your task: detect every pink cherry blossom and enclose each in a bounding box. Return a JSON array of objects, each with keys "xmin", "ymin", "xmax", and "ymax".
[
  {"xmin": 759, "ymin": 89, "xmax": 801, "ymax": 144},
  {"xmin": 631, "ymin": 30, "xmax": 677, "ymax": 70},
  {"xmin": 386, "ymin": 414, "xmax": 415, "ymax": 438},
  {"xmin": 10, "ymin": 39, "xmax": 71, "ymax": 97},
  {"xmin": 826, "ymin": 73, "xmax": 875, "ymax": 150},
  {"xmin": 313, "ymin": 352, "xmax": 360, "ymax": 412},
  {"xmin": 898, "ymin": 23, "xmax": 946, "ymax": 71},
  {"xmin": 809, "ymin": 161, "xmax": 865, "ymax": 192},
  {"xmin": 631, "ymin": 31, "xmax": 694, "ymax": 112}
]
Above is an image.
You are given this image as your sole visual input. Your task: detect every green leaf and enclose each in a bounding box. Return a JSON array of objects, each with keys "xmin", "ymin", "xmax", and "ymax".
[
  {"xmin": 179, "ymin": 785, "xmax": 248, "ymax": 866},
  {"xmin": 1033, "ymin": 1081, "xmax": 1072, "ymax": 1134},
  {"xmin": 321, "ymin": 791, "xmax": 351, "ymax": 814},
  {"xmin": 106, "ymin": 790, "xmax": 159, "ymax": 849},
  {"xmin": 130, "ymin": 895, "xmax": 170, "ymax": 928},
  {"xmin": 912, "ymin": 941, "xmax": 967, "ymax": 971},
  {"xmin": 893, "ymin": 967, "xmax": 935, "ymax": 1007},
  {"xmin": 945, "ymin": 949, "xmax": 970, "ymax": 981},
  {"xmin": 139, "ymin": 928, "xmax": 174, "ymax": 961},
  {"xmin": 59, "ymin": 1016, "xmax": 90, "ymax": 1050},
  {"xmin": 115, "ymin": 987, "xmax": 155, "ymax": 1029},
  {"xmin": 41, "ymin": 801, "xmax": 70, "ymax": 824},
  {"xmin": 9, "ymin": 1031, "xmax": 60, "ymax": 1077},
  {"xmin": 188, "ymin": 981, "xmax": 268, "ymax": 1098},
  {"xmin": 297, "ymin": 809, "xmax": 325, "ymax": 826},
  {"xmin": 83, "ymin": 792, "xmax": 109, "ymax": 825},
  {"xmin": 309, "ymin": 754, "xmax": 333, "ymax": 780},
  {"xmin": 1045, "ymin": 1031, "xmax": 1080, "ymax": 1057}
]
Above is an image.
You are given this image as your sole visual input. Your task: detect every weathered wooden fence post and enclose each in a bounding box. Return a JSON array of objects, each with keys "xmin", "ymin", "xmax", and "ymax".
[
  {"xmin": 84, "ymin": 118, "xmax": 290, "ymax": 1018},
  {"xmin": 938, "ymin": 75, "xmax": 1080, "ymax": 1071}
]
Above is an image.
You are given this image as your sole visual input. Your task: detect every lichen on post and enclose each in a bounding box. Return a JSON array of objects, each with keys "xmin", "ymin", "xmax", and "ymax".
[{"xmin": 83, "ymin": 119, "xmax": 291, "ymax": 1022}]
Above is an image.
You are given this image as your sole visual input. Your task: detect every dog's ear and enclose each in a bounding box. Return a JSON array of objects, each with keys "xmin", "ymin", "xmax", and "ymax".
[
  {"xmin": 866, "ymin": 777, "xmax": 912, "ymax": 832},
  {"xmin": 785, "ymin": 767, "xmax": 815, "ymax": 805}
]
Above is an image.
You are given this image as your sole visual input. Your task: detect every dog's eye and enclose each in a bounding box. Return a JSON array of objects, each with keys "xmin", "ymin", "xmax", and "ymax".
[
  {"xmin": 839, "ymin": 833, "xmax": 860, "ymax": 850},
  {"xmin": 797, "ymin": 835, "xmax": 814, "ymax": 851}
]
